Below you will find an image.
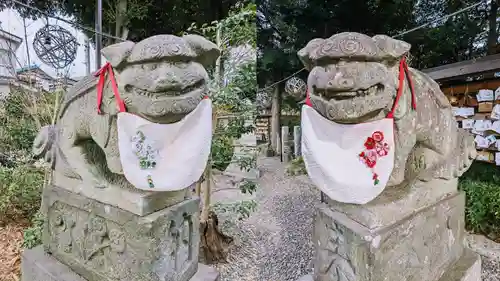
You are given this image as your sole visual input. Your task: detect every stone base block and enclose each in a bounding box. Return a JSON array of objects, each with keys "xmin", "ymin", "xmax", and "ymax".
[
  {"xmin": 438, "ymin": 250, "xmax": 481, "ymax": 281},
  {"xmin": 53, "ymin": 173, "xmax": 191, "ymax": 216},
  {"xmin": 312, "ymin": 192, "xmax": 469, "ymax": 281},
  {"xmin": 40, "ymin": 184, "xmax": 200, "ymax": 281},
  {"xmin": 324, "ymin": 178, "xmax": 458, "ymax": 230},
  {"xmin": 297, "ymin": 250, "xmax": 481, "ymax": 281},
  {"xmin": 22, "ymin": 246, "xmax": 219, "ymax": 281}
]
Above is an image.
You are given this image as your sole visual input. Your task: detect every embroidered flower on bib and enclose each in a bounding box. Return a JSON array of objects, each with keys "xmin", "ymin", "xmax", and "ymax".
[
  {"xmin": 359, "ymin": 131, "xmax": 390, "ymax": 185},
  {"xmin": 364, "ymin": 137, "xmax": 376, "ymax": 149},
  {"xmin": 131, "ymin": 130, "xmax": 159, "ymax": 170}
]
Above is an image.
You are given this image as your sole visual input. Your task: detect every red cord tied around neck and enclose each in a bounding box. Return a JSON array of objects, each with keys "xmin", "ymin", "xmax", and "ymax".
[
  {"xmin": 386, "ymin": 56, "xmax": 417, "ymax": 119},
  {"xmin": 95, "ymin": 62, "xmax": 126, "ymax": 114}
]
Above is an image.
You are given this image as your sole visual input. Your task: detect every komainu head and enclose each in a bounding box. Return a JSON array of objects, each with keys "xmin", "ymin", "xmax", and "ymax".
[
  {"xmin": 298, "ymin": 32, "xmax": 411, "ymax": 123},
  {"xmin": 101, "ymin": 34, "xmax": 220, "ymax": 122}
]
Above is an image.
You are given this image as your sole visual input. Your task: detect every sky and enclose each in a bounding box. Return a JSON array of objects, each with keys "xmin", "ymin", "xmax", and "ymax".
[{"xmin": 1, "ymin": 8, "xmax": 104, "ymax": 79}]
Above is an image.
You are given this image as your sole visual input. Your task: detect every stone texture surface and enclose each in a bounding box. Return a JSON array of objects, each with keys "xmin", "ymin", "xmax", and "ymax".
[
  {"xmin": 22, "ymin": 246, "xmax": 87, "ymax": 281},
  {"xmin": 323, "ymin": 178, "xmax": 458, "ymax": 230},
  {"xmin": 32, "ymin": 34, "xmax": 220, "ymax": 190},
  {"xmin": 52, "ymin": 172, "xmax": 191, "ymax": 216},
  {"xmin": 297, "ymin": 32, "xmax": 476, "ymax": 188},
  {"xmin": 41, "ymin": 184, "xmax": 200, "ymax": 281},
  {"xmin": 465, "ymin": 233, "xmax": 500, "ymax": 261},
  {"xmin": 438, "ymin": 250, "xmax": 481, "ymax": 281},
  {"xmin": 22, "ymin": 246, "xmax": 219, "ymax": 281},
  {"xmin": 312, "ymin": 192, "xmax": 466, "ymax": 281},
  {"xmin": 190, "ymin": 263, "xmax": 220, "ymax": 281},
  {"xmin": 281, "ymin": 126, "xmax": 290, "ymax": 162},
  {"xmin": 293, "ymin": 126, "xmax": 301, "ymax": 157}
]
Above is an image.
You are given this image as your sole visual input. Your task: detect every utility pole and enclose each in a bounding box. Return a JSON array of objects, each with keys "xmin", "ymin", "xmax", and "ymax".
[
  {"xmin": 84, "ymin": 37, "xmax": 91, "ymax": 75},
  {"xmin": 22, "ymin": 17, "xmax": 32, "ymax": 87},
  {"xmin": 95, "ymin": 0, "xmax": 103, "ymax": 70}
]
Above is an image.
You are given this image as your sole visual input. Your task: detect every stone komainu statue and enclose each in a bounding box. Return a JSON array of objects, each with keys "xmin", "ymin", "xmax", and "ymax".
[
  {"xmin": 298, "ymin": 32, "xmax": 476, "ymax": 188},
  {"xmin": 32, "ymin": 34, "xmax": 220, "ymax": 189}
]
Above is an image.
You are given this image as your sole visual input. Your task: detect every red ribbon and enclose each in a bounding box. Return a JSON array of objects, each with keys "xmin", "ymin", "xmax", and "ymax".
[
  {"xmin": 94, "ymin": 62, "xmax": 126, "ymax": 114},
  {"xmin": 386, "ymin": 57, "xmax": 416, "ymax": 118}
]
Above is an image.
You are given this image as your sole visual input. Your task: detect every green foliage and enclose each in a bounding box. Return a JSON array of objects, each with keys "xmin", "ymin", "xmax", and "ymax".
[
  {"xmin": 0, "ymin": 164, "xmax": 44, "ymax": 224},
  {"xmin": 186, "ymin": 2, "xmax": 256, "ymax": 48},
  {"xmin": 212, "ymin": 200, "xmax": 257, "ymax": 220},
  {"xmin": 286, "ymin": 156, "xmax": 307, "ymax": 176},
  {"xmin": 238, "ymin": 179, "xmax": 257, "ymax": 194},
  {"xmin": 0, "ymin": 88, "xmax": 57, "ymax": 250},
  {"xmin": 211, "ymin": 134, "xmax": 235, "ymax": 171},
  {"xmin": 459, "ymin": 162, "xmax": 500, "ymax": 240},
  {"xmin": 0, "ymin": 89, "xmax": 57, "ymax": 152},
  {"xmin": 23, "ymin": 210, "xmax": 45, "ymax": 249}
]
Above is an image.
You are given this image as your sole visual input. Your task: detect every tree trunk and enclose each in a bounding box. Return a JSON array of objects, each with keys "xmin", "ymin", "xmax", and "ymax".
[
  {"xmin": 199, "ymin": 210, "xmax": 234, "ymax": 264},
  {"xmin": 115, "ymin": 0, "xmax": 128, "ymax": 42},
  {"xmin": 199, "ymin": 26, "xmax": 233, "ymax": 263},
  {"xmin": 487, "ymin": 0, "xmax": 498, "ymax": 55},
  {"xmin": 270, "ymin": 85, "xmax": 281, "ymax": 153}
]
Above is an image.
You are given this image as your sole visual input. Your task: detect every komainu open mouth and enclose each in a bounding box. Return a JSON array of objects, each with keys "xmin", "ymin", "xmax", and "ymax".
[
  {"xmin": 130, "ymin": 80, "xmax": 206, "ymax": 98},
  {"xmin": 316, "ymin": 84, "xmax": 383, "ymax": 101}
]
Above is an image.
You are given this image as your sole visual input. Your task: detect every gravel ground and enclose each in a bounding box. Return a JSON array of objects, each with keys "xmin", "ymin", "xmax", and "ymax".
[
  {"xmin": 213, "ymin": 157, "xmax": 500, "ymax": 281},
  {"xmin": 483, "ymin": 258, "xmax": 500, "ymax": 281},
  {"xmin": 214, "ymin": 157, "xmax": 319, "ymax": 281}
]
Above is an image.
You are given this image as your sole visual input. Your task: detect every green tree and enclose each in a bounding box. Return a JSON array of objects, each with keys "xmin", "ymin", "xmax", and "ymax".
[{"xmin": 183, "ymin": 2, "xmax": 257, "ymax": 263}]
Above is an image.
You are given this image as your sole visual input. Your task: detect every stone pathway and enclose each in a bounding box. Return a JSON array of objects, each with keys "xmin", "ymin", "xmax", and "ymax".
[{"xmin": 212, "ymin": 157, "xmax": 500, "ymax": 281}]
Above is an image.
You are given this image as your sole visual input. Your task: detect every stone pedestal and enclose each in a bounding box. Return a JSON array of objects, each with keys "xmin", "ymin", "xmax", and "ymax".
[
  {"xmin": 22, "ymin": 183, "xmax": 219, "ymax": 281},
  {"xmin": 299, "ymin": 179, "xmax": 482, "ymax": 281},
  {"xmin": 293, "ymin": 126, "xmax": 301, "ymax": 158},
  {"xmin": 281, "ymin": 126, "xmax": 290, "ymax": 162}
]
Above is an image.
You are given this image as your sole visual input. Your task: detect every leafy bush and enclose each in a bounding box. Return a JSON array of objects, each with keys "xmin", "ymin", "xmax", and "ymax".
[
  {"xmin": 0, "ymin": 89, "xmax": 57, "ymax": 152},
  {"xmin": 0, "ymin": 164, "xmax": 44, "ymax": 224},
  {"xmin": 0, "ymin": 88, "xmax": 56, "ymax": 249},
  {"xmin": 459, "ymin": 162, "xmax": 500, "ymax": 240},
  {"xmin": 23, "ymin": 210, "xmax": 45, "ymax": 249}
]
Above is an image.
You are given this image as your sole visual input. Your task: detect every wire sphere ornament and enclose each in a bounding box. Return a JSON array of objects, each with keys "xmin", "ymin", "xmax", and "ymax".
[
  {"xmin": 285, "ymin": 77, "xmax": 307, "ymax": 100},
  {"xmin": 33, "ymin": 25, "xmax": 78, "ymax": 69},
  {"xmin": 256, "ymin": 90, "xmax": 272, "ymax": 110}
]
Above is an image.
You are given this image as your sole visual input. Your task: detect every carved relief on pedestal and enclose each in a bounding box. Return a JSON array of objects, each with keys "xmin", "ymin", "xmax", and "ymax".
[
  {"xmin": 47, "ymin": 202, "xmax": 132, "ymax": 279},
  {"xmin": 170, "ymin": 213, "xmax": 194, "ymax": 272},
  {"xmin": 153, "ymin": 212, "xmax": 195, "ymax": 280},
  {"xmin": 46, "ymin": 200, "xmax": 199, "ymax": 281},
  {"xmin": 315, "ymin": 212, "xmax": 356, "ymax": 281}
]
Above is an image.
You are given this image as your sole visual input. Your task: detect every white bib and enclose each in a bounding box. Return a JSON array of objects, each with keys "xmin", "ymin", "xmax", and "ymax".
[
  {"xmin": 301, "ymin": 57, "xmax": 416, "ymax": 204},
  {"xmin": 301, "ymin": 105, "xmax": 395, "ymax": 204},
  {"xmin": 117, "ymin": 98, "xmax": 212, "ymax": 191}
]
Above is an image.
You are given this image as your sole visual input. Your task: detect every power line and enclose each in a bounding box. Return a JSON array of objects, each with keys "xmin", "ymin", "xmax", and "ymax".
[
  {"xmin": 259, "ymin": 0, "xmax": 486, "ymax": 91},
  {"xmin": 9, "ymin": 0, "xmax": 125, "ymax": 42},
  {"xmin": 393, "ymin": 0, "xmax": 484, "ymax": 38},
  {"xmin": 259, "ymin": 68, "xmax": 305, "ymax": 92}
]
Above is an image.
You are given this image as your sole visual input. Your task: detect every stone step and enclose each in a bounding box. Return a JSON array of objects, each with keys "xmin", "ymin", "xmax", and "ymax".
[{"xmin": 438, "ymin": 249, "xmax": 482, "ymax": 281}]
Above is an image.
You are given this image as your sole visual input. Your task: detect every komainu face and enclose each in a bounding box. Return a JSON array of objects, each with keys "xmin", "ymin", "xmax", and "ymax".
[
  {"xmin": 298, "ymin": 32, "xmax": 411, "ymax": 123},
  {"xmin": 101, "ymin": 34, "xmax": 220, "ymax": 122}
]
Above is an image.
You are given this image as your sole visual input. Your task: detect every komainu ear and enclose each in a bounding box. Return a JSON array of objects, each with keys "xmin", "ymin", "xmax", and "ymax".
[
  {"xmin": 297, "ymin": 38, "xmax": 325, "ymax": 71},
  {"xmin": 183, "ymin": 34, "xmax": 221, "ymax": 67},
  {"xmin": 101, "ymin": 41, "xmax": 135, "ymax": 68},
  {"xmin": 372, "ymin": 35, "xmax": 411, "ymax": 60}
]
